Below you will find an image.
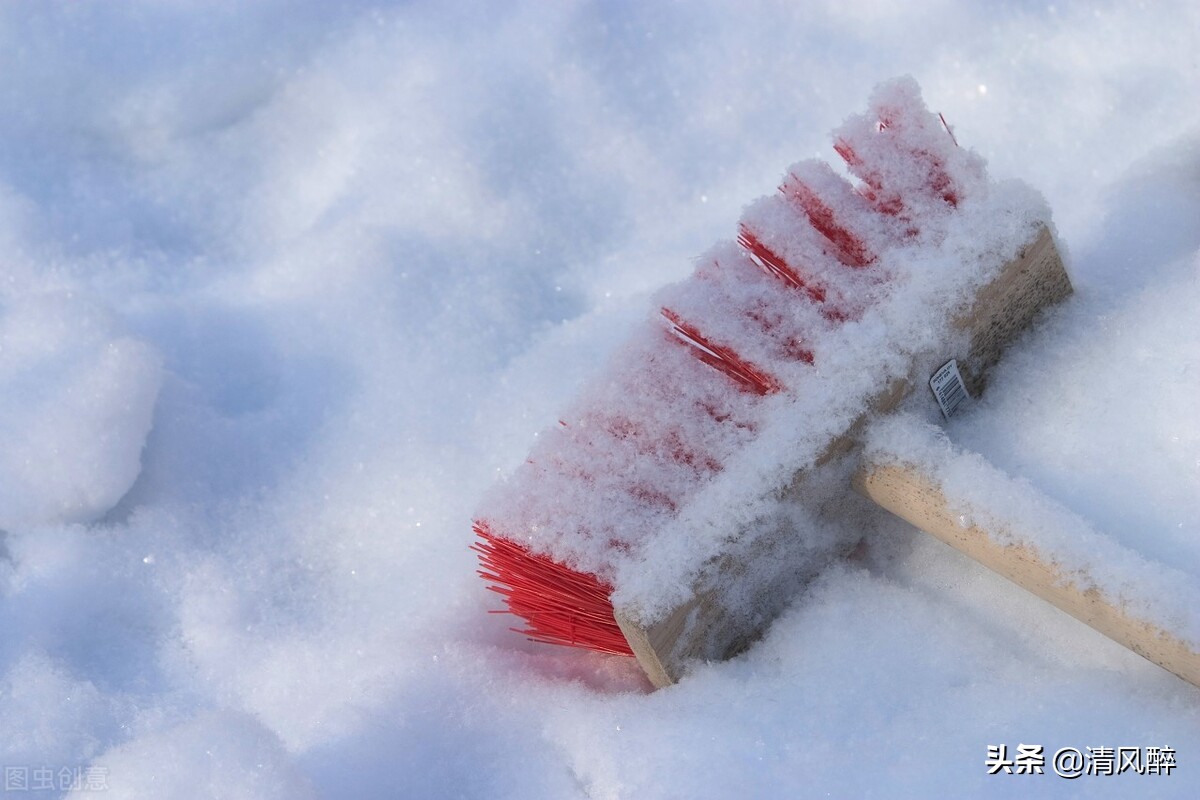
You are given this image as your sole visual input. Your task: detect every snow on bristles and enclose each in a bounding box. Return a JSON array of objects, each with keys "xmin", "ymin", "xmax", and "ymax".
[
  {"xmin": 833, "ymin": 77, "xmax": 988, "ymax": 223},
  {"xmin": 780, "ymin": 160, "xmax": 882, "ymax": 268}
]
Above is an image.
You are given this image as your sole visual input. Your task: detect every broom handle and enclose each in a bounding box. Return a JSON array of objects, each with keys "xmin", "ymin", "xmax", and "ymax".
[{"xmin": 854, "ymin": 457, "xmax": 1200, "ymax": 689}]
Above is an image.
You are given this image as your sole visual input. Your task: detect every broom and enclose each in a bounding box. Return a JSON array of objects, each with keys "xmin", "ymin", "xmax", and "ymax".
[{"xmin": 472, "ymin": 77, "xmax": 1061, "ymax": 680}]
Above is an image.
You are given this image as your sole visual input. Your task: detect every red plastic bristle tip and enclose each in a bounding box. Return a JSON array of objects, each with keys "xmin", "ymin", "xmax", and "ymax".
[
  {"xmin": 744, "ymin": 308, "xmax": 815, "ymax": 366},
  {"xmin": 938, "ymin": 112, "xmax": 959, "ymax": 148},
  {"xmin": 929, "ymin": 113, "xmax": 959, "ymax": 204},
  {"xmin": 599, "ymin": 414, "xmax": 722, "ymax": 476},
  {"xmin": 661, "ymin": 308, "xmax": 782, "ymax": 396},
  {"xmin": 472, "ymin": 522, "xmax": 634, "ymax": 657},
  {"xmin": 735, "ymin": 226, "xmax": 826, "ymax": 303},
  {"xmin": 834, "ymin": 138, "xmax": 903, "ymax": 216},
  {"xmin": 833, "ymin": 138, "xmax": 862, "ymax": 168},
  {"xmin": 784, "ymin": 338, "xmax": 816, "ymax": 364},
  {"xmin": 840, "ymin": 120, "xmax": 959, "ymax": 209},
  {"xmin": 780, "ymin": 174, "xmax": 875, "ymax": 268},
  {"xmin": 932, "ymin": 174, "xmax": 958, "ymax": 207}
]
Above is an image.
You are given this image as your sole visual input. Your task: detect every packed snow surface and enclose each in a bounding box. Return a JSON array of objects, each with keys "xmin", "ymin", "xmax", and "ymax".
[{"xmin": 0, "ymin": 2, "xmax": 1197, "ymax": 798}]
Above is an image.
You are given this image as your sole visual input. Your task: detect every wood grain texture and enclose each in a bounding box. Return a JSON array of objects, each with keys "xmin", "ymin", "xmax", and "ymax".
[{"xmin": 954, "ymin": 226, "xmax": 1073, "ymax": 398}]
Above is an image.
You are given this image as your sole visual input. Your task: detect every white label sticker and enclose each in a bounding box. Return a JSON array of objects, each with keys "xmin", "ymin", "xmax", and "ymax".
[{"xmin": 930, "ymin": 359, "xmax": 970, "ymax": 419}]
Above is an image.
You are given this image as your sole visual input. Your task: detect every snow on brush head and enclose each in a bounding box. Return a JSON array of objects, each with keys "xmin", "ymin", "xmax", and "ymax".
[
  {"xmin": 473, "ymin": 76, "xmax": 1045, "ymax": 654},
  {"xmin": 833, "ymin": 76, "xmax": 988, "ymax": 224}
]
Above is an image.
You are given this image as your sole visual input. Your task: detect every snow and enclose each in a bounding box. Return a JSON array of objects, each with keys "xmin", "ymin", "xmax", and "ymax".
[
  {"xmin": 64, "ymin": 710, "xmax": 318, "ymax": 800},
  {"xmin": 0, "ymin": 1, "xmax": 1197, "ymax": 797},
  {"xmin": 0, "ymin": 290, "xmax": 161, "ymax": 529}
]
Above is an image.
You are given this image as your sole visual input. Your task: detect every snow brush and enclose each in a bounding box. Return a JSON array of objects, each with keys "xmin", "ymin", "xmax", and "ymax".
[{"xmin": 473, "ymin": 77, "xmax": 1073, "ymax": 687}]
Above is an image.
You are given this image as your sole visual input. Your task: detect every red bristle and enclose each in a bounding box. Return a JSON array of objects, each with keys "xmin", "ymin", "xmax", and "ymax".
[
  {"xmin": 900, "ymin": 111, "xmax": 958, "ymax": 206},
  {"xmin": 735, "ymin": 229, "xmax": 853, "ymax": 322},
  {"xmin": 744, "ymin": 307, "xmax": 815, "ymax": 365},
  {"xmin": 596, "ymin": 413, "xmax": 723, "ymax": 476},
  {"xmin": 931, "ymin": 111, "xmax": 960, "ymax": 205},
  {"xmin": 472, "ymin": 522, "xmax": 635, "ymax": 656},
  {"xmin": 780, "ymin": 172, "xmax": 875, "ymax": 268},
  {"xmin": 661, "ymin": 308, "xmax": 782, "ymax": 396},
  {"xmin": 834, "ymin": 138, "xmax": 889, "ymax": 201},
  {"xmin": 735, "ymin": 226, "xmax": 826, "ymax": 303},
  {"xmin": 629, "ymin": 483, "xmax": 679, "ymax": 513},
  {"xmin": 932, "ymin": 170, "xmax": 958, "ymax": 207},
  {"xmin": 845, "ymin": 115, "xmax": 960, "ymax": 209},
  {"xmin": 833, "ymin": 137, "xmax": 906, "ymax": 217},
  {"xmin": 833, "ymin": 138, "xmax": 862, "ymax": 168},
  {"xmin": 938, "ymin": 112, "xmax": 959, "ymax": 148},
  {"xmin": 783, "ymin": 337, "xmax": 816, "ymax": 364}
]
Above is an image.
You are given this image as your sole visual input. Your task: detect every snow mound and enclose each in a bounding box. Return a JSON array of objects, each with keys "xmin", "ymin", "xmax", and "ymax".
[
  {"xmin": 67, "ymin": 710, "xmax": 317, "ymax": 800},
  {"xmin": 0, "ymin": 291, "xmax": 162, "ymax": 529}
]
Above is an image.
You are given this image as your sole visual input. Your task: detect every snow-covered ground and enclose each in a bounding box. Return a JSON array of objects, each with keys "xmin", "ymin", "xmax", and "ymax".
[{"xmin": 0, "ymin": 2, "xmax": 1197, "ymax": 797}]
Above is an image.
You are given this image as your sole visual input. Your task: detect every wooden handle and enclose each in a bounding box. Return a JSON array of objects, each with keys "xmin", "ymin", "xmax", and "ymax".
[{"xmin": 855, "ymin": 458, "xmax": 1200, "ymax": 688}]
